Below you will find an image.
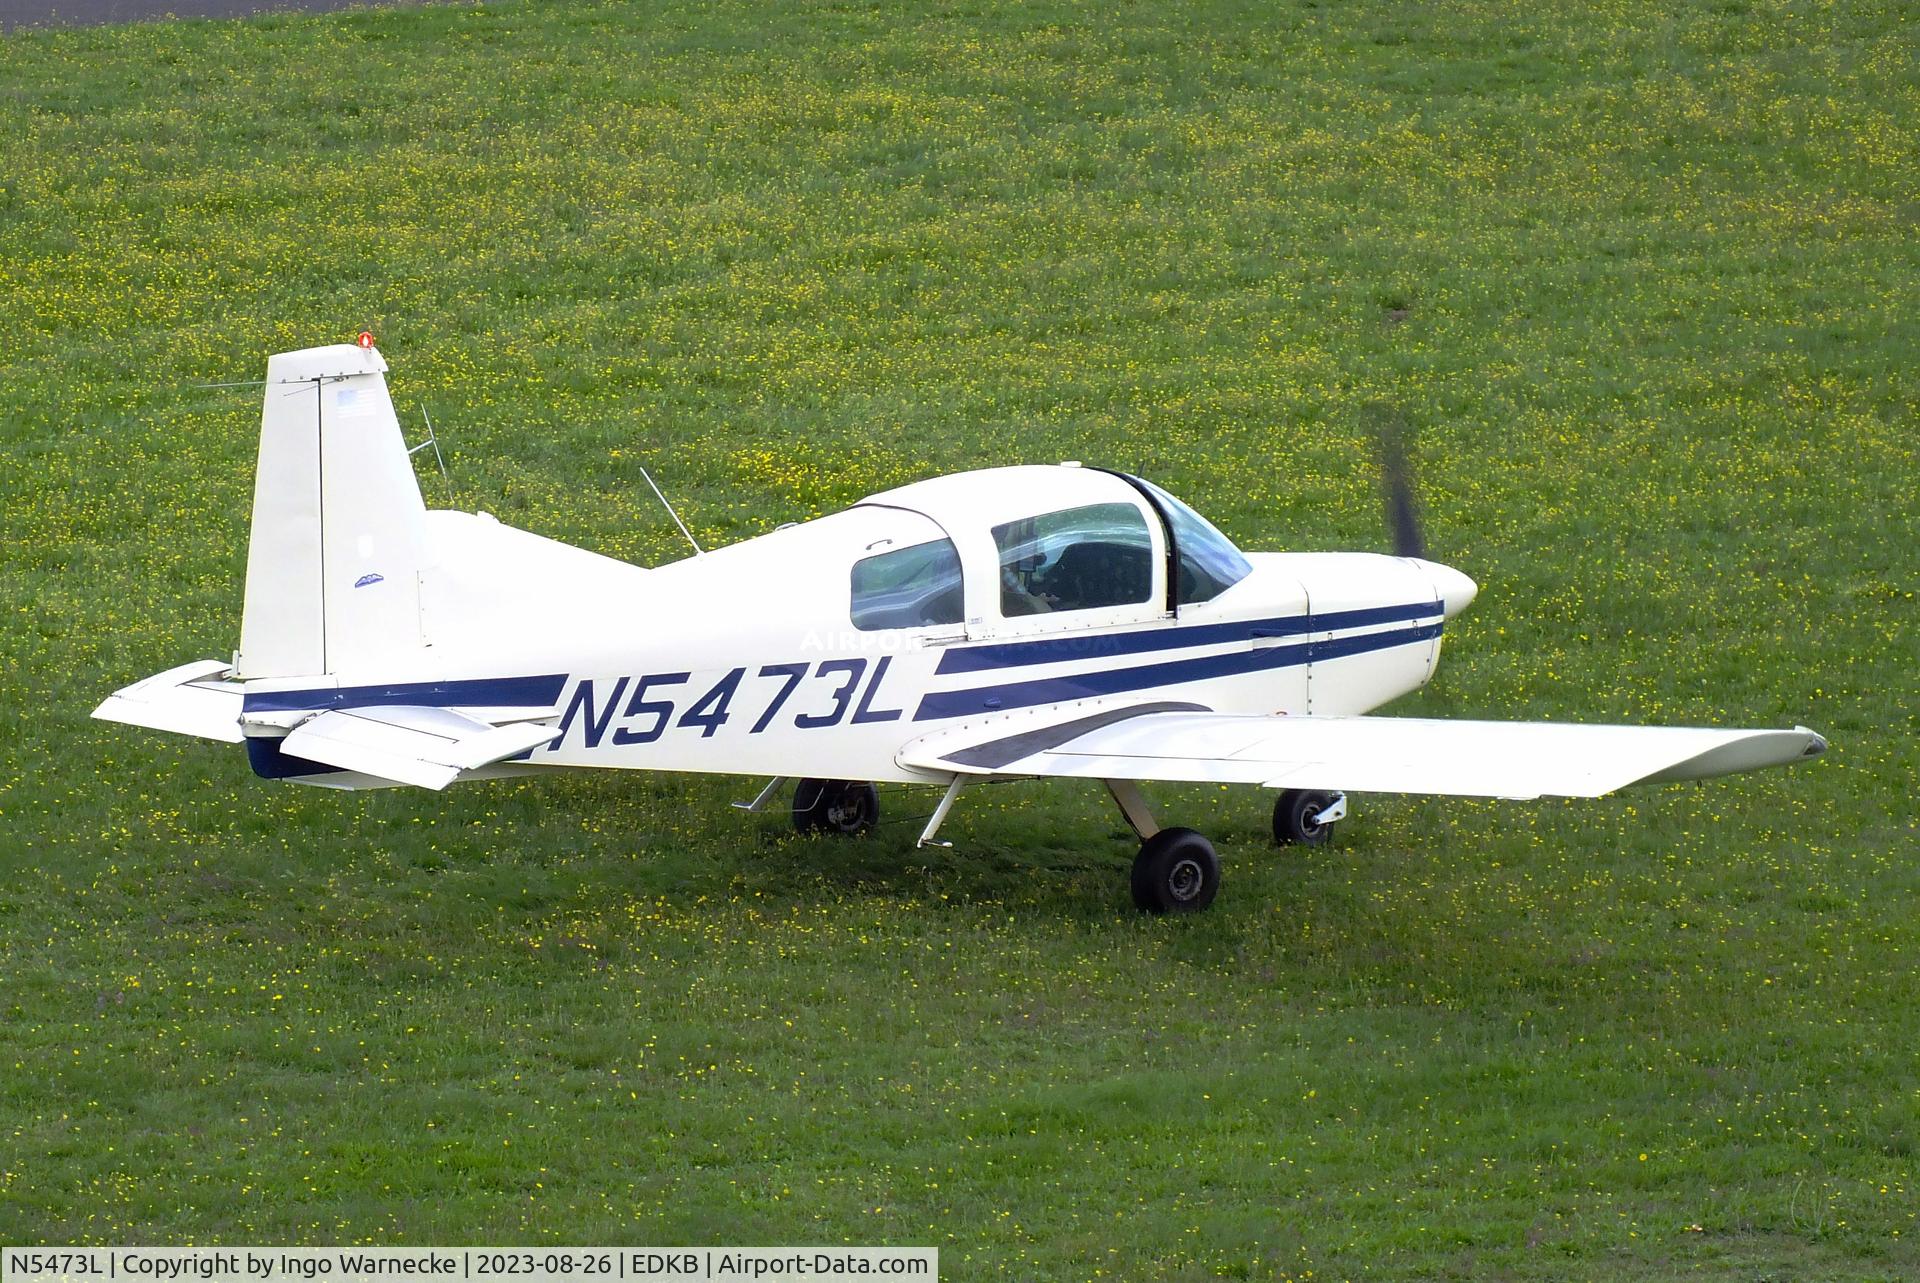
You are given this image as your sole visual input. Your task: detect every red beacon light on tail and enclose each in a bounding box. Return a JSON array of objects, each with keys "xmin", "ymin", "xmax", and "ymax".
[{"xmin": 356, "ymin": 330, "xmax": 376, "ymax": 350}]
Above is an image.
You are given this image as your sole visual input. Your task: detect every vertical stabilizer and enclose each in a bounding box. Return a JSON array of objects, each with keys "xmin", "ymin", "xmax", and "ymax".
[{"xmin": 236, "ymin": 343, "xmax": 428, "ymax": 679}]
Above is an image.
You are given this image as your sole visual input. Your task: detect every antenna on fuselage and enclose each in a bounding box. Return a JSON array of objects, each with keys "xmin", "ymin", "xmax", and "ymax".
[{"xmin": 639, "ymin": 464, "xmax": 704, "ymax": 556}]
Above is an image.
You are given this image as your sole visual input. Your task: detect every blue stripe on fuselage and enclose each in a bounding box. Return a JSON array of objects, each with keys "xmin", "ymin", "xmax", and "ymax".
[
  {"xmin": 241, "ymin": 673, "xmax": 569, "ymax": 715},
  {"xmin": 934, "ymin": 600, "xmax": 1440, "ymax": 674},
  {"xmin": 913, "ymin": 620, "xmax": 1441, "ymax": 721}
]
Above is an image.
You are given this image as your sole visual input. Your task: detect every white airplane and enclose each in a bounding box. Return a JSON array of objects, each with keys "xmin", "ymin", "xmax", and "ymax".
[{"xmin": 96, "ymin": 341, "xmax": 1828, "ymax": 912}]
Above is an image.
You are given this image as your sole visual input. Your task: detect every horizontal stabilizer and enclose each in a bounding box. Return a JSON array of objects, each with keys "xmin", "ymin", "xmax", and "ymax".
[
  {"xmin": 900, "ymin": 707, "xmax": 1827, "ymax": 799},
  {"xmin": 278, "ymin": 705, "xmax": 559, "ymax": 791},
  {"xmin": 93, "ymin": 660, "xmax": 244, "ymax": 744}
]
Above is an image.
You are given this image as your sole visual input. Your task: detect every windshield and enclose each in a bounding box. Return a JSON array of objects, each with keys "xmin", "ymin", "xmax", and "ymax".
[{"xmin": 1130, "ymin": 476, "xmax": 1253, "ymax": 604}]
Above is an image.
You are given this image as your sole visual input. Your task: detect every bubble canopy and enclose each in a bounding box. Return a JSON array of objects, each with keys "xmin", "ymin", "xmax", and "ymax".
[{"xmin": 854, "ymin": 464, "xmax": 1253, "ymax": 627}]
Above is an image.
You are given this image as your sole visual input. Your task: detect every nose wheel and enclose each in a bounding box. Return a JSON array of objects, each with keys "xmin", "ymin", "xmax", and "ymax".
[{"xmin": 1274, "ymin": 789, "xmax": 1345, "ymax": 846}]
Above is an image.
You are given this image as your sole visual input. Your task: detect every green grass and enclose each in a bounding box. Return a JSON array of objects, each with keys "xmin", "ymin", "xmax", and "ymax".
[{"xmin": 1, "ymin": 0, "xmax": 1916, "ymax": 1276}]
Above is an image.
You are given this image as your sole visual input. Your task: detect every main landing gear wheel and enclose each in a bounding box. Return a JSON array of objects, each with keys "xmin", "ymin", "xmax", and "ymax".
[
  {"xmin": 1130, "ymin": 827, "xmax": 1221, "ymax": 914},
  {"xmin": 792, "ymin": 779, "xmax": 879, "ymax": 836},
  {"xmin": 1273, "ymin": 789, "xmax": 1341, "ymax": 846}
]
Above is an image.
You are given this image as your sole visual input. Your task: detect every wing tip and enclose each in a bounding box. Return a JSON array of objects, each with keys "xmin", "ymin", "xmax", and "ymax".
[{"xmin": 1794, "ymin": 726, "xmax": 1829, "ymax": 759}]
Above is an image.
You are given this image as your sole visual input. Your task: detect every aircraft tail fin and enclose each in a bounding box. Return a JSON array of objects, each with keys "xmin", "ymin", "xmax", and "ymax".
[{"xmin": 237, "ymin": 343, "xmax": 429, "ymax": 679}]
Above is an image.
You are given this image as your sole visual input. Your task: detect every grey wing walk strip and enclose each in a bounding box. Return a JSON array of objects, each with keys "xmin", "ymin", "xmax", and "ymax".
[{"xmin": 939, "ymin": 701, "xmax": 1209, "ymax": 771}]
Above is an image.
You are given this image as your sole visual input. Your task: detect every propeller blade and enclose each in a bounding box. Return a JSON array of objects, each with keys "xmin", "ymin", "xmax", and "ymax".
[{"xmin": 1365, "ymin": 403, "xmax": 1426, "ymax": 560}]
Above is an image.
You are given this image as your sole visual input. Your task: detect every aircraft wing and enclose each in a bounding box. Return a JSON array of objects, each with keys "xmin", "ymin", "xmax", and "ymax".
[
  {"xmin": 276, "ymin": 705, "xmax": 559, "ymax": 791},
  {"xmin": 897, "ymin": 701, "xmax": 1827, "ymax": 799}
]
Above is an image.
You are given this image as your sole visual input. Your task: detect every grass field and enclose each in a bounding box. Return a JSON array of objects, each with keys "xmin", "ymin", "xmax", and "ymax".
[{"xmin": 2, "ymin": 0, "xmax": 1916, "ymax": 1276}]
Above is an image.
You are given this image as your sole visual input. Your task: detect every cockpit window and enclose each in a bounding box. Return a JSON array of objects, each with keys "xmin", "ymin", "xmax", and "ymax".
[
  {"xmin": 992, "ymin": 502, "xmax": 1154, "ymax": 617},
  {"xmin": 851, "ymin": 538, "xmax": 965, "ymax": 630},
  {"xmin": 1131, "ymin": 476, "xmax": 1254, "ymax": 604}
]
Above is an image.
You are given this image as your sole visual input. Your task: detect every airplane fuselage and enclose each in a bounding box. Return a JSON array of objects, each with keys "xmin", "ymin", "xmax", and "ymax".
[{"xmin": 239, "ymin": 489, "xmax": 1474, "ymax": 788}]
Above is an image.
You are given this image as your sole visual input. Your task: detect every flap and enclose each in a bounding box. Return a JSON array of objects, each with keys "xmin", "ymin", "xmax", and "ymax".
[
  {"xmin": 279, "ymin": 705, "xmax": 559, "ymax": 791},
  {"xmin": 900, "ymin": 708, "xmax": 1827, "ymax": 800},
  {"xmin": 93, "ymin": 660, "xmax": 245, "ymax": 744}
]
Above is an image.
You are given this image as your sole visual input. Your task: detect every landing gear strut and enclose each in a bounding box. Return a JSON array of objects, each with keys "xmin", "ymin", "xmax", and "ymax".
[
  {"xmin": 793, "ymin": 779, "xmax": 879, "ymax": 836},
  {"xmin": 1107, "ymin": 779, "xmax": 1222, "ymax": 914}
]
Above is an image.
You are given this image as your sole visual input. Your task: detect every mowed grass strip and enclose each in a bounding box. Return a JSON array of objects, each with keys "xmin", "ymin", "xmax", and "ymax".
[{"xmin": 0, "ymin": 0, "xmax": 1915, "ymax": 1276}]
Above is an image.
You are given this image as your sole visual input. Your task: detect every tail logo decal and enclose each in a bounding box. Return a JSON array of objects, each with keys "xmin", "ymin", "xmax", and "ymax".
[{"xmin": 353, "ymin": 573, "xmax": 385, "ymax": 589}]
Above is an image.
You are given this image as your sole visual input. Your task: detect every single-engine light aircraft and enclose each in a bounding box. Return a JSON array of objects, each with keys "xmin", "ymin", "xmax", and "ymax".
[{"xmin": 97, "ymin": 342, "xmax": 1827, "ymax": 912}]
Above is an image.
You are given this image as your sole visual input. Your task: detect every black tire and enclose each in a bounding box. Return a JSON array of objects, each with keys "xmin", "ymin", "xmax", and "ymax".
[
  {"xmin": 792, "ymin": 779, "xmax": 879, "ymax": 837},
  {"xmin": 1273, "ymin": 789, "xmax": 1338, "ymax": 846},
  {"xmin": 1130, "ymin": 827, "xmax": 1221, "ymax": 914}
]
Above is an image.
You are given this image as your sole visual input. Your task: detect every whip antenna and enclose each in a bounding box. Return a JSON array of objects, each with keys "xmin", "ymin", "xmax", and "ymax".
[
  {"xmin": 407, "ymin": 403, "xmax": 451, "ymax": 483},
  {"xmin": 640, "ymin": 464, "xmax": 703, "ymax": 555}
]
